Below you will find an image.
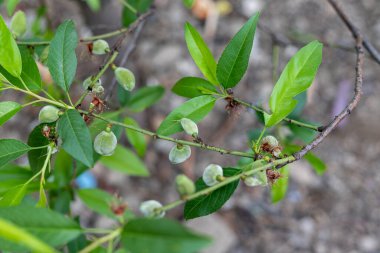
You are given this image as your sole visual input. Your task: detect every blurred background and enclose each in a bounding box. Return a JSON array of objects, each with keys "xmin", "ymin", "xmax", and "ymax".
[{"xmin": 1, "ymin": 0, "xmax": 380, "ymax": 252}]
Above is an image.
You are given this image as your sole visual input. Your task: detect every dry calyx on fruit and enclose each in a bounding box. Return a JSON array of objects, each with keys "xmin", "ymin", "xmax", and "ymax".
[
  {"xmin": 94, "ymin": 126, "xmax": 117, "ymax": 156},
  {"xmin": 114, "ymin": 67, "xmax": 135, "ymax": 91},
  {"xmin": 83, "ymin": 76, "xmax": 104, "ymax": 93},
  {"xmin": 260, "ymin": 135, "xmax": 282, "ymax": 158}
]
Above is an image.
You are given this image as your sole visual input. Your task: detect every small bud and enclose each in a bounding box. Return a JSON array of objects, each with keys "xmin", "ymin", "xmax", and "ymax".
[
  {"xmin": 83, "ymin": 76, "xmax": 101, "ymax": 90},
  {"xmin": 202, "ymin": 164, "xmax": 223, "ymax": 186},
  {"xmin": 175, "ymin": 174, "xmax": 195, "ymax": 197},
  {"xmin": 38, "ymin": 105, "xmax": 60, "ymax": 123},
  {"xmin": 10, "ymin": 10, "xmax": 27, "ymax": 38},
  {"xmin": 180, "ymin": 118, "xmax": 198, "ymax": 137},
  {"xmin": 92, "ymin": 39, "xmax": 110, "ymax": 55},
  {"xmin": 115, "ymin": 67, "xmax": 135, "ymax": 91},
  {"xmin": 168, "ymin": 144, "xmax": 191, "ymax": 164},
  {"xmin": 139, "ymin": 200, "xmax": 165, "ymax": 218},
  {"xmin": 94, "ymin": 130, "xmax": 117, "ymax": 156},
  {"xmin": 92, "ymin": 84, "xmax": 104, "ymax": 94}
]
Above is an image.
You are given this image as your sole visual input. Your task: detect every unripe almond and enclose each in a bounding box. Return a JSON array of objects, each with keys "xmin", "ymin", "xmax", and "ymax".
[
  {"xmin": 115, "ymin": 67, "xmax": 135, "ymax": 91},
  {"xmin": 92, "ymin": 39, "xmax": 110, "ymax": 55},
  {"xmin": 169, "ymin": 144, "xmax": 191, "ymax": 164},
  {"xmin": 180, "ymin": 118, "xmax": 198, "ymax": 137},
  {"xmin": 10, "ymin": 10, "xmax": 26, "ymax": 38},
  {"xmin": 83, "ymin": 76, "xmax": 102, "ymax": 90},
  {"xmin": 139, "ymin": 200, "xmax": 165, "ymax": 218},
  {"xmin": 202, "ymin": 164, "xmax": 223, "ymax": 186},
  {"xmin": 94, "ymin": 130, "xmax": 117, "ymax": 156},
  {"xmin": 175, "ymin": 174, "xmax": 195, "ymax": 196},
  {"xmin": 38, "ymin": 105, "xmax": 60, "ymax": 123}
]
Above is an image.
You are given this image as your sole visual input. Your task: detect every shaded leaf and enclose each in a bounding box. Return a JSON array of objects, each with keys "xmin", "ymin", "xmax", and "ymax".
[
  {"xmin": 172, "ymin": 77, "xmax": 217, "ymax": 98},
  {"xmin": 124, "ymin": 117, "xmax": 147, "ymax": 157},
  {"xmin": 19, "ymin": 46, "xmax": 42, "ymax": 92},
  {"xmin": 0, "ymin": 139, "xmax": 31, "ymax": 169},
  {"xmin": 157, "ymin": 95, "xmax": 215, "ymax": 136},
  {"xmin": 184, "ymin": 168, "xmax": 241, "ymax": 220},
  {"xmin": 0, "ymin": 101, "xmax": 21, "ymax": 126},
  {"xmin": 0, "ymin": 164, "xmax": 32, "ymax": 194},
  {"xmin": 216, "ymin": 13, "xmax": 259, "ymax": 88},
  {"xmin": 304, "ymin": 152, "xmax": 326, "ymax": 175},
  {"xmin": 77, "ymin": 188, "xmax": 116, "ymax": 218},
  {"xmin": 126, "ymin": 85, "xmax": 165, "ymax": 112},
  {"xmin": 27, "ymin": 123, "xmax": 51, "ymax": 174},
  {"xmin": 122, "ymin": 0, "xmax": 153, "ymax": 27},
  {"xmin": 271, "ymin": 166, "xmax": 289, "ymax": 203}
]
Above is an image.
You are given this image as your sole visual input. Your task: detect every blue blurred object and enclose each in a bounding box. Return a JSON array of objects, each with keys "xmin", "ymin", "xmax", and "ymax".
[{"xmin": 76, "ymin": 171, "xmax": 97, "ymax": 189}]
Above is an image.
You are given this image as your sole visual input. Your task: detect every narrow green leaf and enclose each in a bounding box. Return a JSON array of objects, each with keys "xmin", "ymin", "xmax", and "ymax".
[
  {"xmin": 77, "ymin": 188, "xmax": 116, "ymax": 218},
  {"xmin": 216, "ymin": 13, "xmax": 260, "ymax": 88},
  {"xmin": 57, "ymin": 110, "xmax": 94, "ymax": 167},
  {"xmin": 157, "ymin": 95, "xmax": 215, "ymax": 136},
  {"xmin": 0, "ymin": 184, "xmax": 27, "ymax": 207},
  {"xmin": 172, "ymin": 77, "xmax": 217, "ymax": 98},
  {"xmin": 122, "ymin": 0, "xmax": 153, "ymax": 27},
  {"xmin": 185, "ymin": 22, "xmax": 218, "ymax": 85},
  {"xmin": 182, "ymin": 0, "xmax": 194, "ymax": 8},
  {"xmin": 304, "ymin": 152, "xmax": 326, "ymax": 175},
  {"xmin": 184, "ymin": 168, "xmax": 241, "ymax": 220},
  {"xmin": 0, "ymin": 15, "xmax": 22, "ymax": 77},
  {"xmin": 124, "ymin": 117, "xmax": 147, "ymax": 157},
  {"xmin": 265, "ymin": 41, "xmax": 323, "ymax": 127},
  {"xmin": 0, "ymin": 164, "xmax": 32, "ymax": 194},
  {"xmin": 271, "ymin": 166, "xmax": 289, "ymax": 203},
  {"xmin": 27, "ymin": 123, "xmax": 51, "ymax": 174},
  {"xmin": 0, "ymin": 139, "xmax": 31, "ymax": 169},
  {"xmin": 47, "ymin": 20, "xmax": 78, "ymax": 92},
  {"xmin": 100, "ymin": 145, "xmax": 149, "ymax": 176},
  {"xmin": 126, "ymin": 85, "xmax": 165, "ymax": 112},
  {"xmin": 121, "ymin": 218, "xmax": 211, "ymax": 253},
  {"xmin": 0, "ymin": 217, "xmax": 57, "ymax": 253},
  {"xmin": 0, "ymin": 101, "xmax": 21, "ymax": 126},
  {"xmin": 19, "ymin": 46, "xmax": 42, "ymax": 91},
  {"xmin": 53, "ymin": 149, "xmax": 73, "ymax": 188},
  {"xmin": 6, "ymin": 0, "xmax": 20, "ymax": 15},
  {"xmin": 85, "ymin": 0, "xmax": 100, "ymax": 11},
  {"xmin": 0, "ymin": 205, "xmax": 81, "ymax": 250}
]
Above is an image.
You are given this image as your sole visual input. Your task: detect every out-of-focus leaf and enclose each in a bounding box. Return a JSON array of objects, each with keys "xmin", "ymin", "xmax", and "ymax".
[
  {"xmin": 0, "ymin": 15, "xmax": 21, "ymax": 77},
  {"xmin": 126, "ymin": 85, "xmax": 165, "ymax": 112},
  {"xmin": 124, "ymin": 117, "xmax": 147, "ymax": 157},
  {"xmin": 271, "ymin": 166, "xmax": 289, "ymax": 203},
  {"xmin": 0, "ymin": 101, "xmax": 21, "ymax": 126},
  {"xmin": 172, "ymin": 77, "xmax": 217, "ymax": 98}
]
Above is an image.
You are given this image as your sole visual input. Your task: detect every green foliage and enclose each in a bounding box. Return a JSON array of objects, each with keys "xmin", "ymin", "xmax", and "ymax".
[
  {"xmin": 19, "ymin": 46, "xmax": 42, "ymax": 92},
  {"xmin": 0, "ymin": 164, "xmax": 32, "ymax": 195},
  {"xmin": 157, "ymin": 95, "xmax": 216, "ymax": 136},
  {"xmin": 100, "ymin": 145, "xmax": 149, "ymax": 176},
  {"xmin": 57, "ymin": 110, "xmax": 94, "ymax": 167},
  {"xmin": 27, "ymin": 123, "xmax": 50, "ymax": 174},
  {"xmin": 121, "ymin": 218, "xmax": 211, "ymax": 253},
  {"xmin": 184, "ymin": 168, "xmax": 241, "ymax": 220},
  {"xmin": 182, "ymin": 0, "xmax": 194, "ymax": 8},
  {"xmin": 78, "ymin": 188, "xmax": 119, "ymax": 218},
  {"xmin": 0, "ymin": 139, "xmax": 31, "ymax": 169},
  {"xmin": 271, "ymin": 166, "xmax": 289, "ymax": 203},
  {"xmin": 124, "ymin": 117, "xmax": 147, "ymax": 157},
  {"xmin": 122, "ymin": 0, "xmax": 153, "ymax": 27},
  {"xmin": 265, "ymin": 41, "xmax": 323, "ymax": 127},
  {"xmin": 216, "ymin": 13, "xmax": 260, "ymax": 88},
  {"xmin": 0, "ymin": 15, "xmax": 22, "ymax": 77},
  {"xmin": 85, "ymin": 0, "xmax": 101, "ymax": 12},
  {"xmin": 6, "ymin": 0, "xmax": 20, "ymax": 16},
  {"xmin": 304, "ymin": 152, "xmax": 326, "ymax": 175},
  {"xmin": 126, "ymin": 85, "xmax": 165, "ymax": 112},
  {"xmin": 0, "ymin": 101, "xmax": 21, "ymax": 126},
  {"xmin": 0, "ymin": 205, "xmax": 81, "ymax": 251},
  {"xmin": 172, "ymin": 77, "xmax": 217, "ymax": 98},
  {"xmin": 47, "ymin": 20, "xmax": 78, "ymax": 92},
  {"xmin": 185, "ymin": 22, "xmax": 218, "ymax": 85}
]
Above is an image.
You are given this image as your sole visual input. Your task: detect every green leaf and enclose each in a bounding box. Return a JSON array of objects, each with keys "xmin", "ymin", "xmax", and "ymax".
[
  {"xmin": 19, "ymin": 46, "xmax": 42, "ymax": 92},
  {"xmin": 172, "ymin": 77, "xmax": 217, "ymax": 98},
  {"xmin": 0, "ymin": 205, "xmax": 81, "ymax": 251},
  {"xmin": 157, "ymin": 95, "xmax": 215, "ymax": 136},
  {"xmin": 121, "ymin": 218, "xmax": 211, "ymax": 253},
  {"xmin": 304, "ymin": 152, "xmax": 326, "ymax": 175},
  {"xmin": 126, "ymin": 85, "xmax": 165, "ymax": 112},
  {"xmin": 124, "ymin": 117, "xmax": 147, "ymax": 157},
  {"xmin": 27, "ymin": 123, "xmax": 51, "ymax": 174},
  {"xmin": 271, "ymin": 166, "xmax": 289, "ymax": 203},
  {"xmin": 0, "ymin": 15, "xmax": 22, "ymax": 77},
  {"xmin": 0, "ymin": 164, "xmax": 32, "ymax": 194},
  {"xmin": 47, "ymin": 20, "xmax": 78, "ymax": 92},
  {"xmin": 289, "ymin": 92, "xmax": 307, "ymax": 118},
  {"xmin": 183, "ymin": 0, "xmax": 194, "ymax": 8},
  {"xmin": 57, "ymin": 110, "xmax": 94, "ymax": 167},
  {"xmin": 77, "ymin": 188, "xmax": 116, "ymax": 218},
  {"xmin": 184, "ymin": 22, "xmax": 218, "ymax": 85},
  {"xmin": 0, "ymin": 101, "xmax": 21, "ymax": 126},
  {"xmin": 0, "ymin": 139, "xmax": 31, "ymax": 169},
  {"xmin": 0, "ymin": 217, "xmax": 57, "ymax": 253},
  {"xmin": 184, "ymin": 168, "xmax": 241, "ymax": 220},
  {"xmin": 53, "ymin": 149, "xmax": 73, "ymax": 188},
  {"xmin": 6, "ymin": 0, "xmax": 20, "ymax": 15},
  {"xmin": 216, "ymin": 13, "xmax": 260, "ymax": 89},
  {"xmin": 117, "ymin": 84, "xmax": 131, "ymax": 107},
  {"xmin": 0, "ymin": 184, "xmax": 27, "ymax": 207},
  {"xmin": 100, "ymin": 145, "xmax": 149, "ymax": 176},
  {"xmin": 264, "ymin": 41, "xmax": 323, "ymax": 127},
  {"xmin": 85, "ymin": 0, "xmax": 100, "ymax": 12},
  {"xmin": 288, "ymin": 121, "xmax": 318, "ymax": 143},
  {"xmin": 89, "ymin": 111, "xmax": 123, "ymax": 139},
  {"xmin": 122, "ymin": 0, "xmax": 153, "ymax": 27}
]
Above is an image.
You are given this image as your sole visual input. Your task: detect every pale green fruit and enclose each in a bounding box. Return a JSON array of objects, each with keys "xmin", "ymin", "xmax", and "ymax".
[
  {"xmin": 244, "ymin": 170, "xmax": 268, "ymax": 187},
  {"xmin": 10, "ymin": 10, "xmax": 27, "ymax": 38},
  {"xmin": 175, "ymin": 174, "xmax": 195, "ymax": 196},
  {"xmin": 92, "ymin": 39, "xmax": 110, "ymax": 55},
  {"xmin": 139, "ymin": 200, "xmax": 165, "ymax": 218},
  {"xmin": 115, "ymin": 67, "xmax": 135, "ymax": 91},
  {"xmin": 92, "ymin": 84, "xmax": 104, "ymax": 93},
  {"xmin": 202, "ymin": 164, "xmax": 223, "ymax": 186},
  {"xmin": 180, "ymin": 118, "xmax": 198, "ymax": 136},
  {"xmin": 38, "ymin": 105, "xmax": 60, "ymax": 123},
  {"xmin": 94, "ymin": 130, "xmax": 117, "ymax": 156},
  {"xmin": 261, "ymin": 135, "xmax": 279, "ymax": 148},
  {"xmin": 82, "ymin": 76, "xmax": 102, "ymax": 90},
  {"xmin": 169, "ymin": 144, "xmax": 191, "ymax": 164}
]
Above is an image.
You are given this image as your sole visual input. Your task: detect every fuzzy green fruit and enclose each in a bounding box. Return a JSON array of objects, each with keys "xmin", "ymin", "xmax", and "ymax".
[
  {"xmin": 38, "ymin": 105, "xmax": 60, "ymax": 123},
  {"xmin": 115, "ymin": 67, "xmax": 135, "ymax": 91},
  {"xmin": 10, "ymin": 10, "xmax": 26, "ymax": 38},
  {"xmin": 94, "ymin": 130, "xmax": 117, "ymax": 156},
  {"xmin": 202, "ymin": 164, "xmax": 223, "ymax": 186},
  {"xmin": 180, "ymin": 118, "xmax": 198, "ymax": 136},
  {"xmin": 175, "ymin": 174, "xmax": 195, "ymax": 196},
  {"xmin": 169, "ymin": 144, "xmax": 191, "ymax": 164},
  {"xmin": 92, "ymin": 39, "xmax": 110, "ymax": 55},
  {"xmin": 82, "ymin": 76, "xmax": 102, "ymax": 90},
  {"xmin": 139, "ymin": 200, "xmax": 165, "ymax": 218}
]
